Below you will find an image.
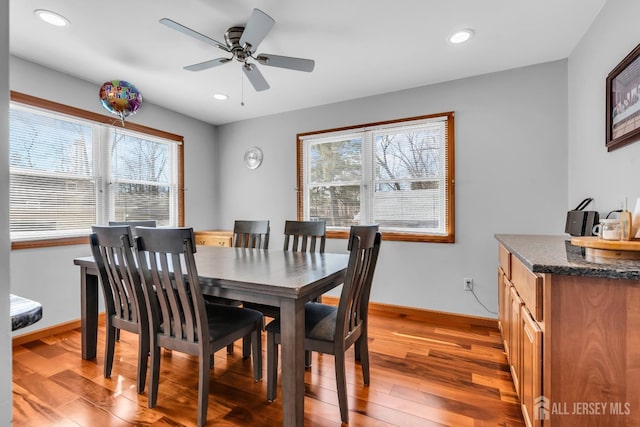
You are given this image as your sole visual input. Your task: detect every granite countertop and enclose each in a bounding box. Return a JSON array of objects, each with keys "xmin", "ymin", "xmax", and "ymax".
[{"xmin": 495, "ymin": 234, "xmax": 640, "ymax": 281}]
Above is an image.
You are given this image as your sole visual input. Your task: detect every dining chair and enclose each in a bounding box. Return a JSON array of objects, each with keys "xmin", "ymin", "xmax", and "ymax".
[
  {"xmin": 233, "ymin": 220, "xmax": 270, "ymax": 249},
  {"xmin": 89, "ymin": 225, "xmax": 149, "ymax": 394},
  {"xmin": 222, "ymin": 219, "xmax": 271, "ymax": 353},
  {"xmin": 107, "ymin": 221, "xmax": 157, "ymax": 341},
  {"xmin": 133, "ymin": 226, "xmax": 264, "ymax": 427},
  {"xmin": 265, "ymin": 225, "xmax": 381, "ymax": 423},
  {"xmin": 283, "ymin": 220, "xmax": 326, "ymax": 253},
  {"xmin": 246, "ymin": 220, "xmax": 327, "ymax": 319},
  {"xmin": 108, "ymin": 220, "xmax": 157, "ymax": 232}
]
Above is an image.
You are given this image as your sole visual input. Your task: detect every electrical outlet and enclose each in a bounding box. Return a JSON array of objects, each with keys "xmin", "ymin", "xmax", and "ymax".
[{"xmin": 464, "ymin": 278, "xmax": 473, "ymax": 291}]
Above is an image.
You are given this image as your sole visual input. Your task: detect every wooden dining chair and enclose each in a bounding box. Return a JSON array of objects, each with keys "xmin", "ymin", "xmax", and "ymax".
[
  {"xmin": 265, "ymin": 225, "xmax": 381, "ymax": 423},
  {"xmin": 108, "ymin": 220, "xmax": 157, "ymax": 232},
  {"xmin": 133, "ymin": 226, "xmax": 264, "ymax": 427},
  {"xmin": 246, "ymin": 220, "xmax": 327, "ymax": 318},
  {"xmin": 233, "ymin": 220, "xmax": 270, "ymax": 249},
  {"xmin": 89, "ymin": 225, "xmax": 149, "ymax": 394},
  {"xmin": 283, "ymin": 220, "xmax": 326, "ymax": 253},
  {"xmin": 107, "ymin": 221, "xmax": 157, "ymax": 341},
  {"xmin": 226, "ymin": 219, "xmax": 271, "ymax": 352}
]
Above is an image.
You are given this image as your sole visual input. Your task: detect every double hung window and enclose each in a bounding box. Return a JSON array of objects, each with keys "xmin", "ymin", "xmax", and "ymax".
[
  {"xmin": 9, "ymin": 93, "xmax": 183, "ymax": 247},
  {"xmin": 297, "ymin": 112, "xmax": 454, "ymax": 242}
]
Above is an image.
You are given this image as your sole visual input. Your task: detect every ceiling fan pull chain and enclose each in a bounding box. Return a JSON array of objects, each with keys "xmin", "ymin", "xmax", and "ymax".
[{"xmin": 241, "ymin": 67, "xmax": 245, "ymax": 107}]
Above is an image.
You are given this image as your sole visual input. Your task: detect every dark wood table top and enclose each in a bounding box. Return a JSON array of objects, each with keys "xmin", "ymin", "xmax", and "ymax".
[{"xmin": 74, "ymin": 245, "xmax": 349, "ymax": 300}]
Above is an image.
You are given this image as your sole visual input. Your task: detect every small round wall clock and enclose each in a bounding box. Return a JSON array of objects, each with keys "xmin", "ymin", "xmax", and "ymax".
[{"xmin": 244, "ymin": 146, "xmax": 263, "ymax": 169}]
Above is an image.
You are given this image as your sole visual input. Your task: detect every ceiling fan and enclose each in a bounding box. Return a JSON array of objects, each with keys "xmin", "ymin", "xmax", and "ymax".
[{"xmin": 160, "ymin": 8, "xmax": 315, "ymax": 92}]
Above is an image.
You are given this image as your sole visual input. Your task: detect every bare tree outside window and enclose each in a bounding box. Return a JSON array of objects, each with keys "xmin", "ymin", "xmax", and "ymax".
[{"xmin": 111, "ymin": 132, "xmax": 172, "ymax": 225}]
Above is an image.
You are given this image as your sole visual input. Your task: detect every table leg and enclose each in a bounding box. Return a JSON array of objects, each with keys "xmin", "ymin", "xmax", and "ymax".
[
  {"xmin": 80, "ymin": 267, "xmax": 99, "ymax": 360},
  {"xmin": 279, "ymin": 298, "xmax": 305, "ymax": 426}
]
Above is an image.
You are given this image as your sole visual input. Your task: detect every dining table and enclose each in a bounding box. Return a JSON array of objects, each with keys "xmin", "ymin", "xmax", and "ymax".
[{"xmin": 73, "ymin": 245, "xmax": 349, "ymax": 427}]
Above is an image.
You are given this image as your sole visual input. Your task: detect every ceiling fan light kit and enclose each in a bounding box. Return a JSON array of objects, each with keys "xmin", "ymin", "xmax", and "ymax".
[{"xmin": 160, "ymin": 8, "xmax": 315, "ymax": 92}]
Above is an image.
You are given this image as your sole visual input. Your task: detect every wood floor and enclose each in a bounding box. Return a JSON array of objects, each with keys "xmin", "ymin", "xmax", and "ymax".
[{"xmin": 12, "ymin": 308, "xmax": 525, "ymax": 426}]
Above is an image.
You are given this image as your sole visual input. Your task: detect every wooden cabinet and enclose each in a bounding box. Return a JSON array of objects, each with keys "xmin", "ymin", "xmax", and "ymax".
[
  {"xmin": 500, "ymin": 274, "xmax": 512, "ymax": 360},
  {"xmin": 520, "ymin": 306, "xmax": 542, "ymax": 427},
  {"xmin": 194, "ymin": 230, "xmax": 233, "ymax": 247},
  {"xmin": 498, "ymin": 243, "xmax": 543, "ymax": 427},
  {"xmin": 498, "ymin": 244, "xmax": 512, "ymax": 354},
  {"xmin": 498, "ymin": 236, "xmax": 640, "ymax": 426},
  {"xmin": 509, "ymin": 286, "xmax": 524, "ymax": 395}
]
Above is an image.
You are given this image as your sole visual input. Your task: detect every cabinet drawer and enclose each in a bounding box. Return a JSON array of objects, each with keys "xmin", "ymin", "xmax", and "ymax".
[
  {"xmin": 511, "ymin": 256, "xmax": 543, "ymax": 322},
  {"xmin": 499, "ymin": 244, "xmax": 511, "ymax": 279},
  {"xmin": 197, "ymin": 235, "xmax": 231, "ymax": 247},
  {"xmin": 194, "ymin": 230, "xmax": 233, "ymax": 247}
]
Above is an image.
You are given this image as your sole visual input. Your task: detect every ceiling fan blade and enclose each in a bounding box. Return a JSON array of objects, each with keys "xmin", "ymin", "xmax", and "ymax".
[
  {"xmin": 184, "ymin": 58, "xmax": 231, "ymax": 71},
  {"xmin": 239, "ymin": 9, "xmax": 275, "ymax": 53},
  {"xmin": 243, "ymin": 63, "xmax": 270, "ymax": 91},
  {"xmin": 159, "ymin": 18, "xmax": 229, "ymax": 51},
  {"xmin": 256, "ymin": 54, "xmax": 315, "ymax": 72}
]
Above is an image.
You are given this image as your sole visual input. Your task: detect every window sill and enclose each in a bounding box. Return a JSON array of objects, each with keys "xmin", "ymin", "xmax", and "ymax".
[
  {"xmin": 326, "ymin": 230, "xmax": 454, "ymax": 243},
  {"xmin": 11, "ymin": 236, "xmax": 89, "ymax": 250}
]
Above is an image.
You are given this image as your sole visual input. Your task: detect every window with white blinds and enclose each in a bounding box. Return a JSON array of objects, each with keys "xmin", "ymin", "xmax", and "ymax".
[
  {"xmin": 298, "ymin": 112, "xmax": 454, "ymax": 242},
  {"xmin": 9, "ymin": 102, "xmax": 180, "ymax": 242}
]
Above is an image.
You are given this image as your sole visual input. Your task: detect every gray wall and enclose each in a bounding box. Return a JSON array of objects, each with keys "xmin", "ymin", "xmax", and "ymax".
[
  {"xmin": 1, "ymin": 0, "xmax": 11, "ymax": 422},
  {"xmin": 568, "ymin": 0, "xmax": 640, "ymax": 215},
  {"xmin": 9, "ymin": 57, "xmax": 220, "ymax": 332},
  {"xmin": 217, "ymin": 60, "xmax": 569, "ymax": 317}
]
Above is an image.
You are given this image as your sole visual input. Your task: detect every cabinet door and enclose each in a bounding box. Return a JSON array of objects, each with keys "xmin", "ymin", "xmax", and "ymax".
[
  {"xmin": 520, "ymin": 307, "xmax": 542, "ymax": 427},
  {"xmin": 509, "ymin": 286, "xmax": 523, "ymax": 396},
  {"xmin": 498, "ymin": 272, "xmax": 511, "ymax": 361},
  {"xmin": 498, "ymin": 268, "xmax": 505, "ymax": 334},
  {"xmin": 502, "ymin": 276, "xmax": 513, "ymax": 361}
]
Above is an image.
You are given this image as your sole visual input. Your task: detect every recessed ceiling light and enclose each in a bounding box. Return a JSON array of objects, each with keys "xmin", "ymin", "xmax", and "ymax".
[
  {"xmin": 449, "ymin": 29, "xmax": 474, "ymax": 44},
  {"xmin": 213, "ymin": 93, "xmax": 228, "ymax": 101},
  {"xmin": 34, "ymin": 9, "xmax": 70, "ymax": 27}
]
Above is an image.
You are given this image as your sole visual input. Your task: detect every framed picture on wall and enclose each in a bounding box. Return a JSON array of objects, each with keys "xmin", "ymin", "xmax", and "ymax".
[{"xmin": 606, "ymin": 43, "xmax": 640, "ymax": 151}]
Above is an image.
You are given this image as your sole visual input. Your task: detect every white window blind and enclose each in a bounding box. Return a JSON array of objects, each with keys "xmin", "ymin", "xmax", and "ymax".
[
  {"xmin": 108, "ymin": 128, "xmax": 178, "ymax": 226},
  {"xmin": 299, "ymin": 113, "xmax": 454, "ymax": 241},
  {"xmin": 9, "ymin": 102, "xmax": 179, "ymax": 241},
  {"xmin": 10, "ymin": 106, "xmax": 97, "ymax": 239}
]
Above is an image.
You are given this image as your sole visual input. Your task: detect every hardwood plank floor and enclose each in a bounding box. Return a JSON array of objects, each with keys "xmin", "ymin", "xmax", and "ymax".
[{"xmin": 12, "ymin": 309, "xmax": 525, "ymax": 426}]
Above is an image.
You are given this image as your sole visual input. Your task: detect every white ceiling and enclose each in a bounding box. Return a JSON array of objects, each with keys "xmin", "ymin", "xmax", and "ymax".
[{"xmin": 10, "ymin": 0, "xmax": 606, "ymax": 126}]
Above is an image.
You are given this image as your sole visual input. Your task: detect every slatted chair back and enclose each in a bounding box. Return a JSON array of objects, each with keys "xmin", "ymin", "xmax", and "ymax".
[
  {"xmin": 89, "ymin": 224, "xmax": 149, "ymax": 393},
  {"xmin": 233, "ymin": 220, "xmax": 270, "ymax": 249},
  {"xmin": 134, "ymin": 227, "xmax": 207, "ymax": 355},
  {"xmin": 91, "ymin": 225, "xmax": 143, "ymax": 327},
  {"xmin": 337, "ymin": 225, "xmax": 381, "ymax": 344},
  {"xmin": 109, "ymin": 220, "xmax": 157, "ymax": 235},
  {"xmin": 283, "ymin": 220, "xmax": 326, "ymax": 253}
]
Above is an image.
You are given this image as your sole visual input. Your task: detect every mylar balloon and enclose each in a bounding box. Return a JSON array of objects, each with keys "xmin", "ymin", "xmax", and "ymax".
[{"xmin": 99, "ymin": 80, "xmax": 143, "ymax": 123}]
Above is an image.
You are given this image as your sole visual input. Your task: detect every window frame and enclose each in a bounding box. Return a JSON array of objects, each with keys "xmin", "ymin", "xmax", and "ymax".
[
  {"xmin": 297, "ymin": 112, "xmax": 455, "ymax": 243},
  {"xmin": 9, "ymin": 91, "xmax": 185, "ymax": 250}
]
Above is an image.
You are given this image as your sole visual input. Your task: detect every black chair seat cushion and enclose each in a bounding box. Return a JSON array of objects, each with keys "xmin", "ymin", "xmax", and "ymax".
[
  {"xmin": 206, "ymin": 303, "xmax": 263, "ymax": 342},
  {"xmin": 265, "ymin": 302, "xmax": 337, "ymax": 342}
]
